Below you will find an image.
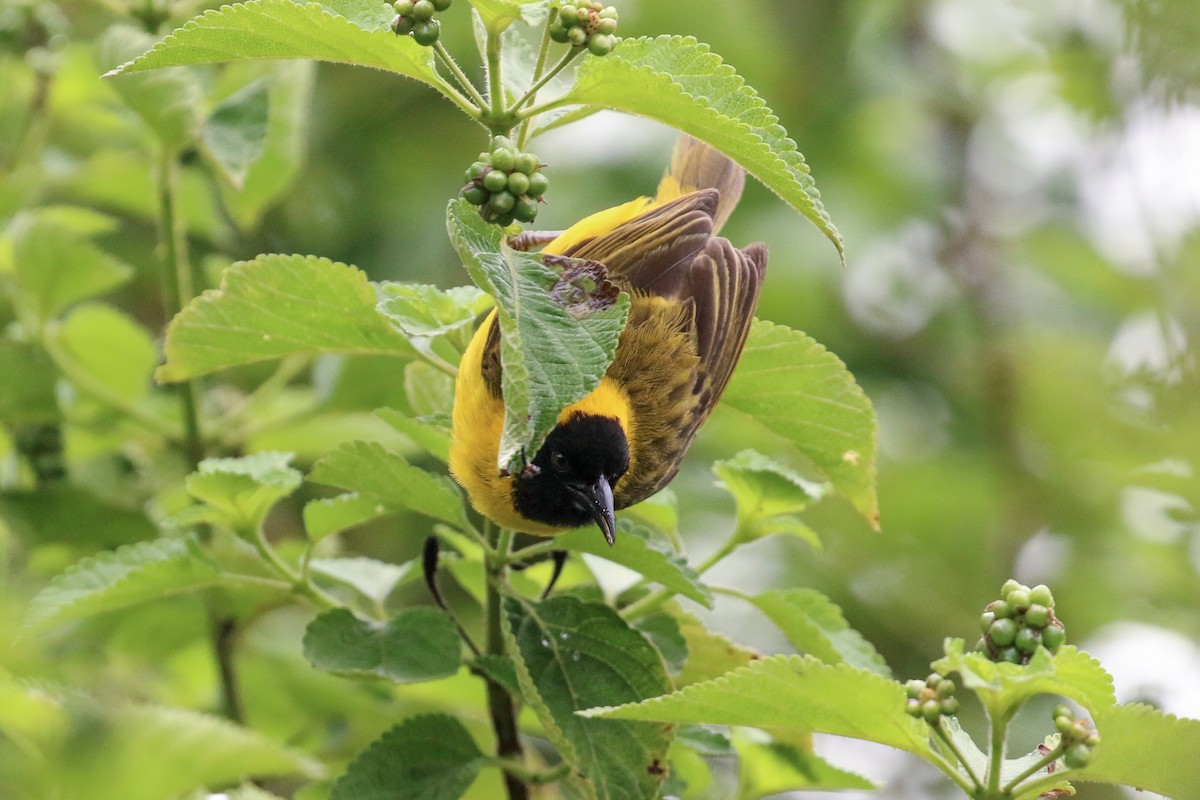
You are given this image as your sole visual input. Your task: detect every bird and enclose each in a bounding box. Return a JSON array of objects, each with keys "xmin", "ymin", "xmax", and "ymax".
[{"xmin": 449, "ymin": 136, "xmax": 767, "ymax": 546}]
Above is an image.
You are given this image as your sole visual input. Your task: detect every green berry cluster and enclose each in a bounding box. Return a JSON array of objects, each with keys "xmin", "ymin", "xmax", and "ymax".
[
  {"xmin": 904, "ymin": 672, "xmax": 960, "ymax": 724},
  {"xmin": 390, "ymin": 0, "xmax": 451, "ymax": 46},
  {"xmin": 1052, "ymin": 704, "xmax": 1100, "ymax": 768},
  {"xmin": 461, "ymin": 136, "xmax": 548, "ymax": 226},
  {"xmin": 978, "ymin": 580, "xmax": 1066, "ymax": 664},
  {"xmin": 549, "ymin": 1, "xmax": 618, "ymax": 55}
]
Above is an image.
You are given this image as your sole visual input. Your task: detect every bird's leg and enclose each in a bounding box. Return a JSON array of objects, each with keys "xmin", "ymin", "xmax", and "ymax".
[
  {"xmin": 421, "ymin": 536, "xmax": 481, "ymax": 655},
  {"xmin": 541, "ymin": 550, "xmax": 569, "ymax": 599}
]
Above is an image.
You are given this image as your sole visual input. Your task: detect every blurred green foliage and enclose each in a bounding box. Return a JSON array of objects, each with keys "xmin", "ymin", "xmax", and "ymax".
[{"xmin": 1, "ymin": 0, "xmax": 1198, "ymax": 798}]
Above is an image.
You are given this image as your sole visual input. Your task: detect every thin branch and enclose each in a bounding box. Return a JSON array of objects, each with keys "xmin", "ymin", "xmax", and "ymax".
[{"xmin": 434, "ymin": 40, "xmax": 487, "ymax": 108}]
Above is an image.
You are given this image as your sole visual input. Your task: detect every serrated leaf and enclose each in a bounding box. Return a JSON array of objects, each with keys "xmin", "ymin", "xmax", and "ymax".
[
  {"xmin": 106, "ymin": 0, "xmax": 446, "ymax": 96},
  {"xmin": 318, "ymin": 0, "xmax": 393, "ymax": 31},
  {"xmin": 97, "ymin": 25, "xmax": 203, "ymax": 150},
  {"xmin": 303, "ymin": 493, "xmax": 392, "ymax": 542},
  {"xmin": 722, "ymin": 320, "xmax": 879, "ymax": 527},
  {"xmin": 1077, "ymin": 703, "xmax": 1200, "ymax": 800},
  {"xmin": 52, "ymin": 303, "xmax": 158, "ymax": 405},
  {"xmin": 712, "ymin": 450, "xmax": 827, "ymax": 548},
  {"xmin": 308, "ymin": 556, "xmax": 409, "ymax": 604},
  {"xmin": 376, "ymin": 283, "xmax": 491, "ymax": 344},
  {"xmin": 303, "ymin": 606, "xmax": 461, "ymax": 683},
  {"xmin": 556, "ymin": 520, "xmax": 711, "ymax": 607},
  {"xmin": 309, "ymin": 440, "xmax": 469, "ymax": 529},
  {"xmin": 7, "ymin": 211, "xmax": 133, "ymax": 325},
  {"xmin": 732, "ymin": 728, "xmax": 876, "ymax": 798},
  {"xmin": 447, "ymin": 199, "xmax": 630, "ymax": 473},
  {"xmin": 330, "ymin": 714, "xmax": 485, "ymax": 800},
  {"xmin": 375, "ymin": 407, "xmax": 452, "ymax": 463},
  {"xmin": 733, "ymin": 587, "xmax": 890, "ymax": 677},
  {"xmin": 672, "ymin": 607, "xmax": 760, "ymax": 687},
  {"xmin": 633, "ymin": 611, "xmax": 688, "ymax": 674},
  {"xmin": 507, "ymin": 595, "xmax": 673, "ymax": 800},
  {"xmin": 470, "ymin": 654, "xmax": 522, "ymax": 697},
  {"xmin": 186, "ymin": 452, "xmax": 302, "ymax": 533},
  {"xmin": 25, "ymin": 536, "xmax": 222, "ymax": 629},
  {"xmin": 159, "ymin": 254, "xmax": 416, "ymax": 382},
  {"xmin": 932, "ymin": 640, "xmax": 1116, "ymax": 719},
  {"xmin": 552, "ymin": 36, "xmax": 841, "ymax": 259},
  {"xmin": 201, "ymin": 76, "xmax": 271, "ymax": 188},
  {"xmin": 585, "ymin": 654, "xmax": 934, "ymax": 759}
]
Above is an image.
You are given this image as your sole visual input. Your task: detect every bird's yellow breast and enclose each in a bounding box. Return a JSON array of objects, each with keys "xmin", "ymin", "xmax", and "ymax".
[{"xmin": 448, "ymin": 309, "xmax": 635, "ymax": 536}]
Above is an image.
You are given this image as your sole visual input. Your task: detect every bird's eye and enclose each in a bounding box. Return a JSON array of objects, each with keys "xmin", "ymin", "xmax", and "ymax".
[{"xmin": 549, "ymin": 450, "xmax": 570, "ymax": 473}]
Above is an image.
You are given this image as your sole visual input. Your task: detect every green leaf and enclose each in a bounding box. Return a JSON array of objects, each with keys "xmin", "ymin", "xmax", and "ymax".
[
  {"xmin": 186, "ymin": 452, "xmax": 302, "ymax": 533},
  {"xmin": 376, "ymin": 283, "xmax": 491, "ymax": 348},
  {"xmin": 25, "ymin": 536, "xmax": 222, "ymax": 629},
  {"xmin": 405, "ymin": 361, "xmax": 455, "ymax": 416},
  {"xmin": 554, "ymin": 36, "xmax": 842, "ymax": 259},
  {"xmin": 932, "ymin": 640, "xmax": 1116, "ymax": 719},
  {"xmin": 633, "ymin": 611, "xmax": 688, "ymax": 674},
  {"xmin": 7, "ymin": 211, "xmax": 133, "ymax": 325},
  {"xmin": 672, "ymin": 608, "xmax": 760, "ymax": 687},
  {"xmin": 330, "ymin": 714, "xmax": 485, "ymax": 800},
  {"xmin": 0, "ymin": 485, "xmax": 157, "ymax": 547},
  {"xmin": 712, "ymin": 449, "xmax": 826, "ymax": 548},
  {"xmin": 556, "ymin": 520, "xmax": 712, "ymax": 607},
  {"xmin": 303, "ymin": 606, "xmax": 461, "ymax": 683},
  {"xmin": 507, "ymin": 595, "xmax": 673, "ymax": 800},
  {"xmin": 585, "ymin": 654, "xmax": 934, "ymax": 758},
  {"xmin": 0, "ymin": 341, "xmax": 58, "ymax": 424},
  {"xmin": 468, "ymin": 0, "xmax": 545, "ymax": 34},
  {"xmin": 469, "ymin": 653, "xmax": 521, "ymax": 697},
  {"xmin": 201, "ymin": 76, "xmax": 271, "ymax": 188},
  {"xmin": 732, "ymin": 728, "xmax": 876, "ymax": 797},
  {"xmin": 303, "ymin": 493, "xmax": 392, "ymax": 542},
  {"xmin": 375, "ymin": 407, "xmax": 452, "ymax": 463},
  {"xmin": 106, "ymin": 0, "xmax": 440, "ymax": 78},
  {"xmin": 732, "ymin": 587, "xmax": 890, "ymax": 677},
  {"xmin": 722, "ymin": 320, "xmax": 879, "ymax": 527},
  {"xmin": 447, "ymin": 199, "xmax": 630, "ymax": 473},
  {"xmin": 309, "ymin": 440, "xmax": 469, "ymax": 529},
  {"xmin": 51, "ymin": 304, "xmax": 158, "ymax": 405},
  {"xmin": 97, "ymin": 25, "xmax": 203, "ymax": 150},
  {"xmin": 1077, "ymin": 703, "xmax": 1200, "ymax": 800},
  {"xmin": 308, "ymin": 556, "xmax": 410, "ymax": 605},
  {"xmin": 158, "ymin": 254, "xmax": 415, "ymax": 382}
]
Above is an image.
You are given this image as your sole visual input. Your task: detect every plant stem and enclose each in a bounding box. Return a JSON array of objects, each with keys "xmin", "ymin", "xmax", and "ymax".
[
  {"xmin": 434, "ymin": 41, "xmax": 487, "ymax": 108},
  {"xmin": 621, "ymin": 536, "xmax": 738, "ymax": 620},
  {"xmin": 987, "ymin": 710, "xmax": 1010, "ymax": 795},
  {"xmin": 924, "ymin": 747, "xmax": 979, "ymax": 797},
  {"xmin": 486, "ymin": 28, "xmax": 506, "ymax": 125},
  {"xmin": 252, "ymin": 525, "xmax": 341, "ymax": 610},
  {"xmin": 209, "ymin": 614, "xmax": 246, "ymax": 723},
  {"xmin": 1001, "ymin": 746, "xmax": 1063, "ymax": 794},
  {"xmin": 490, "ymin": 758, "xmax": 571, "ymax": 786},
  {"xmin": 510, "ymin": 47, "xmax": 582, "ymax": 117},
  {"xmin": 931, "ymin": 720, "xmax": 984, "ymax": 790},
  {"xmin": 515, "ymin": 8, "xmax": 557, "ymax": 149},
  {"xmin": 484, "ymin": 523, "xmax": 528, "ymax": 800}
]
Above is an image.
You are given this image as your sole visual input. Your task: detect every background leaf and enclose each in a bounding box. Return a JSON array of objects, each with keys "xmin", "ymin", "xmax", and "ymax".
[
  {"xmin": 51, "ymin": 304, "xmax": 157, "ymax": 405},
  {"xmin": 185, "ymin": 452, "xmax": 303, "ymax": 533},
  {"xmin": 303, "ymin": 606, "xmax": 461, "ymax": 683},
  {"xmin": 712, "ymin": 449, "xmax": 827, "ymax": 548},
  {"xmin": 97, "ymin": 25, "xmax": 203, "ymax": 150},
  {"xmin": 201, "ymin": 76, "xmax": 272, "ymax": 188},
  {"xmin": 303, "ymin": 493, "xmax": 392, "ymax": 542}
]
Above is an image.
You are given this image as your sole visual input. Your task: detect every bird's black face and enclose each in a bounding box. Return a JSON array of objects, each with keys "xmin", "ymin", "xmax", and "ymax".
[{"xmin": 512, "ymin": 413, "xmax": 630, "ymax": 545}]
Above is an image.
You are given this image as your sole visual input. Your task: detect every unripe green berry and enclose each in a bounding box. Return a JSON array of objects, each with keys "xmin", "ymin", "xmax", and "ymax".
[
  {"xmin": 905, "ymin": 698, "xmax": 921, "ymax": 717},
  {"xmin": 597, "ymin": 16, "xmax": 617, "ymax": 34},
  {"xmin": 462, "ymin": 185, "xmax": 488, "ymax": 205},
  {"xmin": 989, "ymin": 618, "xmax": 1018, "ymax": 646},
  {"xmin": 549, "ymin": 21, "xmax": 569, "ymax": 42},
  {"xmin": 936, "ymin": 679, "xmax": 956, "ymax": 698},
  {"xmin": 506, "ymin": 171, "xmax": 530, "ymax": 195},
  {"xmin": 1055, "ymin": 714, "xmax": 1074, "ymax": 734},
  {"xmin": 492, "ymin": 211, "xmax": 516, "ymax": 227},
  {"xmin": 483, "ymin": 169, "xmax": 509, "ymax": 193},
  {"xmin": 490, "ymin": 136, "xmax": 513, "ymax": 152},
  {"xmin": 559, "ymin": 4, "xmax": 578, "ymax": 24},
  {"xmin": 513, "ymin": 196, "xmax": 539, "ymax": 223},
  {"xmin": 1042, "ymin": 623, "xmax": 1066, "ymax": 651},
  {"xmin": 940, "ymin": 697, "xmax": 960, "ymax": 715},
  {"xmin": 488, "ymin": 190, "xmax": 516, "ymax": 214},
  {"xmin": 527, "ymin": 171, "xmax": 549, "ymax": 197},
  {"xmin": 490, "ymin": 148, "xmax": 516, "ymax": 172},
  {"xmin": 905, "ymin": 679, "xmax": 925, "ymax": 699},
  {"xmin": 1007, "ymin": 588, "xmax": 1031, "ymax": 611},
  {"xmin": 514, "ymin": 152, "xmax": 539, "ymax": 175},
  {"xmin": 411, "ymin": 0, "xmax": 435, "ymax": 19},
  {"xmin": 925, "ymin": 673, "xmax": 942, "ymax": 688},
  {"xmin": 412, "ymin": 18, "xmax": 439, "ymax": 44},
  {"xmin": 393, "ymin": 0, "xmax": 414, "ymax": 14},
  {"xmin": 587, "ymin": 33, "xmax": 615, "ymax": 55},
  {"xmin": 1015, "ymin": 626, "xmax": 1041, "ymax": 655},
  {"xmin": 997, "ymin": 646, "xmax": 1022, "ymax": 664},
  {"xmin": 1084, "ymin": 730, "xmax": 1100, "ymax": 747},
  {"xmin": 1053, "ymin": 704, "xmax": 1073, "ymax": 721},
  {"xmin": 465, "ymin": 161, "xmax": 489, "ymax": 182},
  {"xmin": 980, "ymin": 611, "xmax": 996, "ymax": 632},
  {"xmin": 988, "ymin": 600, "xmax": 1013, "ymax": 619},
  {"xmin": 1001, "ymin": 578, "xmax": 1023, "ymax": 595},
  {"xmin": 430, "ymin": 0, "xmax": 452, "ymax": 9},
  {"xmin": 567, "ymin": 25, "xmax": 587, "ymax": 45},
  {"xmin": 1063, "ymin": 744, "xmax": 1091, "ymax": 769},
  {"xmin": 391, "ymin": 14, "xmax": 414, "ymax": 34},
  {"xmin": 922, "ymin": 699, "xmax": 942, "ymax": 723},
  {"xmin": 599, "ymin": 4, "xmax": 617, "ymax": 18},
  {"xmin": 1025, "ymin": 604, "xmax": 1050, "ymax": 628},
  {"xmin": 1030, "ymin": 584, "xmax": 1055, "ymax": 608}
]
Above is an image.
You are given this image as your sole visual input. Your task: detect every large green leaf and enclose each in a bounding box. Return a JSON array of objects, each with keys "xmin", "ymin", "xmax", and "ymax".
[
  {"xmin": 158, "ymin": 254, "xmax": 415, "ymax": 382},
  {"xmin": 25, "ymin": 536, "xmax": 222, "ymax": 629},
  {"xmin": 555, "ymin": 520, "xmax": 712, "ymax": 607},
  {"xmin": 375, "ymin": 407, "xmax": 452, "ymax": 463},
  {"xmin": 731, "ymin": 587, "xmax": 891, "ymax": 677},
  {"xmin": 1076, "ymin": 703, "xmax": 1200, "ymax": 800},
  {"xmin": 552, "ymin": 36, "xmax": 841, "ymax": 259},
  {"xmin": 585, "ymin": 654, "xmax": 934, "ymax": 759},
  {"xmin": 330, "ymin": 714, "xmax": 486, "ymax": 800},
  {"xmin": 309, "ymin": 440, "xmax": 470, "ymax": 529},
  {"xmin": 185, "ymin": 451, "xmax": 303, "ymax": 534},
  {"xmin": 303, "ymin": 606, "xmax": 461, "ymax": 683},
  {"xmin": 722, "ymin": 320, "xmax": 879, "ymax": 526},
  {"xmin": 105, "ymin": 0, "xmax": 446, "ymax": 93},
  {"xmin": 507, "ymin": 595, "xmax": 673, "ymax": 800},
  {"xmin": 447, "ymin": 199, "xmax": 630, "ymax": 473}
]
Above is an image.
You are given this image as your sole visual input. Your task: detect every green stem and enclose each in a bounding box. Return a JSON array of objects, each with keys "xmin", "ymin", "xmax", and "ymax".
[
  {"xmin": 489, "ymin": 757, "xmax": 570, "ymax": 786},
  {"xmin": 987, "ymin": 710, "xmax": 1011, "ymax": 795},
  {"xmin": 515, "ymin": 95, "xmax": 572, "ymax": 123},
  {"xmin": 1001, "ymin": 746, "xmax": 1064, "ymax": 794},
  {"xmin": 434, "ymin": 41, "xmax": 487, "ymax": 108},
  {"xmin": 251, "ymin": 525, "xmax": 340, "ymax": 610},
  {"xmin": 931, "ymin": 720, "xmax": 984, "ymax": 790},
  {"xmin": 486, "ymin": 28, "xmax": 506, "ymax": 124},
  {"xmin": 510, "ymin": 47, "xmax": 582, "ymax": 117},
  {"xmin": 515, "ymin": 8, "xmax": 557, "ymax": 149},
  {"xmin": 924, "ymin": 747, "xmax": 978, "ymax": 796},
  {"xmin": 621, "ymin": 535, "xmax": 739, "ymax": 621},
  {"xmin": 484, "ymin": 523, "xmax": 528, "ymax": 800}
]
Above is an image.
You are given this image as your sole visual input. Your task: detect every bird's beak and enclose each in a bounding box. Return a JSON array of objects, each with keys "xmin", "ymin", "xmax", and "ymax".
[{"xmin": 586, "ymin": 474, "xmax": 617, "ymax": 546}]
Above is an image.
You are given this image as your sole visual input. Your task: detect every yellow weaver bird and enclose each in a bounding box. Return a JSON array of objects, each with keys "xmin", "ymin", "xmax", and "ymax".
[{"xmin": 450, "ymin": 136, "xmax": 767, "ymax": 545}]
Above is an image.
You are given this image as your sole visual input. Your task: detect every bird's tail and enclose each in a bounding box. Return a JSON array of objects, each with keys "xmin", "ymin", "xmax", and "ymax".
[{"xmin": 654, "ymin": 136, "xmax": 745, "ymax": 235}]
